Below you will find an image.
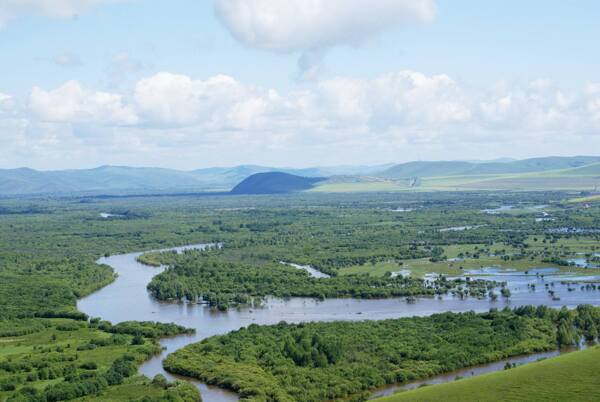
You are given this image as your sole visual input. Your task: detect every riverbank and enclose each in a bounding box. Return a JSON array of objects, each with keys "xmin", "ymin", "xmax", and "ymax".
[{"xmin": 378, "ymin": 346, "xmax": 600, "ymax": 402}]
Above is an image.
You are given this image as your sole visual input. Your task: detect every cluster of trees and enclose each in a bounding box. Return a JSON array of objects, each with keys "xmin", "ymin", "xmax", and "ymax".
[
  {"xmin": 145, "ymin": 251, "xmax": 496, "ymax": 310},
  {"xmin": 140, "ymin": 377, "xmax": 201, "ymax": 402},
  {"xmin": 0, "ymin": 260, "xmax": 114, "ymax": 320},
  {"xmin": 0, "ymin": 319, "xmax": 50, "ymax": 337},
  {"xmin": 165, "ymin": 308, "xmax": 562, "ymax": 401},
  {"xmin": 166, "ymin": 305, "xmax": 600, "ymax": 401},
  {"xmin": 0, "ymin": 318, "xmax": 200, "ymax": 401},
  {"xmin": 4, "ymin": 354, "xmax": 145, "ymax": 401},
  {"xmin": 282, "ymin": 332, "xmax": 343, "ymax": 368},
  {"xmin": 90, "ymin": 319, "xmax": 194, "ymax": 338}
]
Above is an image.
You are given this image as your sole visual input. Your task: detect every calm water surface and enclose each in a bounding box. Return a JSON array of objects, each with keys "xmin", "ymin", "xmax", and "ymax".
[{"xmin": 78, "ymin": 245, "xmax": 600, "ymax": 401}]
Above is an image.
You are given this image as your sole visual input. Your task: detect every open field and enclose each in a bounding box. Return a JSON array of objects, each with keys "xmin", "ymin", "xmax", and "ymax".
[
  {"xmin": 568, "ymin": 194, "xmax": 600, "ymax": 203},
  {"xmin": 310, "ymin": 181, "xmax": 410, "ymax": 193},
  {"xmin": 312, "ymin": 164, "xmax": 600, "ymax": 192},
  {"xmin": 339, "ymin": 238, "xmax": 600, "ymax": 278},
  {"xmin": 378, "ymin": 346, "xmax": 600, "ymax": 402}
]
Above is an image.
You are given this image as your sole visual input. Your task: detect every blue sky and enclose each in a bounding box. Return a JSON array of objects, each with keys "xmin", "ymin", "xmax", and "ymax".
[{"xmin": 1, "ymin": 0, "xmax": 599, "ymax": 169}]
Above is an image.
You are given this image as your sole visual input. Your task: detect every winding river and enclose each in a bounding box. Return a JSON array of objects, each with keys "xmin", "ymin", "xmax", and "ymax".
[{"xmin": 77, "ymin": 245, "xmax": 600, "ymax": 401}]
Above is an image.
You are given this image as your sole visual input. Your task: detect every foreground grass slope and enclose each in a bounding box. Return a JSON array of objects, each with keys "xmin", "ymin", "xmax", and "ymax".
[{"xmin": 380, "ymin": 346, "xmax": 600, "ymax": 402}]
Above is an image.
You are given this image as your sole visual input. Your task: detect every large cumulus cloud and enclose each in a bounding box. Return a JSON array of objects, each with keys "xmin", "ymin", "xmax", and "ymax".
[
  {"xmin": 214, "ymin": 0, "xmax": 436, "ymax": 79},
  {"xmin": 214, "ymin": 0, "xmax": 436, "ymax": 51}
]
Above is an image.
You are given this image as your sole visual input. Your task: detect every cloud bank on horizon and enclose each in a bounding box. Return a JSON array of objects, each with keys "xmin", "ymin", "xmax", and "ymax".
[
  {"xmin": 3, "ymin": 70, "xmax": 598, "ymax": 169},
  {"xmin": 0, "ymin": 0, "xmax": 599, "ymax": 169}
]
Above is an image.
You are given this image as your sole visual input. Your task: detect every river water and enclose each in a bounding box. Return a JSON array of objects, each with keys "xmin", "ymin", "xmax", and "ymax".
[{"xmin": 77, "ymin": 245, "xmax": 600, "ymax": 401}]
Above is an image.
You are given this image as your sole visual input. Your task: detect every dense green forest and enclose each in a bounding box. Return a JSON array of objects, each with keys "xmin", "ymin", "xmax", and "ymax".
[
  {"xmin": 164, "ymin": 305, "xmax": 600, "ymax": 402},
  {"xmin": 143, "ymin": 250, "xmax": 496, "ymax": 310},
  {"xmin": 0, "ymin": 190, "xmax": 598, "ymax": 401}
]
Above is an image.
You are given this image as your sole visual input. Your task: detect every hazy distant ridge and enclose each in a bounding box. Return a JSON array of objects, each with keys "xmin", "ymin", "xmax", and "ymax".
[
  {"xmin": 1, "ymin": 156, "xmax": 599, "ymax": 196},
  {"xmin": 381, "ymin": 156, "xmax": 600, "ymax": 179},
  {"xmin": 0, "ymin": 164, "xmax": 388, "ymax": 196}
]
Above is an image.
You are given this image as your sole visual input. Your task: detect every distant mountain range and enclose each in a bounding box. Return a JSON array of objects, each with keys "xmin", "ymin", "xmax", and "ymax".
[
  {"xmin": 0, "ymin": 156, "xmax": 599, "ymax": 196},
  {"xmin": 380, "ymin": 156, "xmax": 600, "ymax": 179},
  {"xmin": 0, "ymin": 164, "xmax": 391, "ymax": 196}
]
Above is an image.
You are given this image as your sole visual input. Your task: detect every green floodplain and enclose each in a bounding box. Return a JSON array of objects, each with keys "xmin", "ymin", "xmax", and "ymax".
[{"xmin": 1, "ymin": 190, "xmax": 600, "ymax": 401}]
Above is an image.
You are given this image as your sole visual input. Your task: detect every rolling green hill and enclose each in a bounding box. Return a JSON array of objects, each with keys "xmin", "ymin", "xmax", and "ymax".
[
  {"xmin": 230, "ymin": 172, "xmax": 326, "ymax": 194},
  {"xmin": 314, "ymin": 157, "xmax": 600, "ymax": 192},
  {"xmin": 381, "ymin": 161, "xmax": 476, "ymax": 178},
  {"xmin": 551, "ymin": 162, "xmax": 600, "ymax": 175},
  {"xmin": 377, "ymin": 346, "xmax": 600, "ymax": 402}
]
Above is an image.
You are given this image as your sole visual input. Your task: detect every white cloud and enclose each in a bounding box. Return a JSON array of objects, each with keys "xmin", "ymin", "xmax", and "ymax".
[
  {"xmin": 478, "ymin": 81, "xmax": 580, "ymax": 132},
  {"xmin": 3, "ymin": 71, "xmax": 600, "ymax": 169},
  {"xmin": 295, "ymin": 71, "xmax": 471, "ymax": 132},
  {"xmin": 215, "ymin": 0, "xmax": 436, "ymax": 51},
  {"xmin": 0, "ymin": 0, "xmax": 126, "ymax": 28},
  {"xmin": 30, "ymin": 80, "xmax": 137, "ymax": 125},
  {"xmin": 21, "ymin": 72, "xmax": 600, "ymax": 135},
  {"xmin": 26, "ymin": 71, "xmax": 600, "ymax": 137},
  {"xmin": 215, "ymin": 0, "xmax": 436, "ymax": 78},
  {"xmin": 133, "ymin": 72, "xmax": 284, "ymax": 129}
]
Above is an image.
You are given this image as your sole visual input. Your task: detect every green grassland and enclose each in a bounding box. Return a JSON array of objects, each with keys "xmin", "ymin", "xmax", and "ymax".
[
  {"xmin": 311, "ymin": 164, "xmax": 600, "ymax": 192},
  {"xmin": 339, "ymin": 256, "xmax": 588, "ymax": 279},
  {"xmin": 378, "ymin": 345, "xmax": 600, "ymax": 402},
  {"xmin": 310, "ymin": 181, "xmax": 410, "ymax": 193},
  {"xmin": 569, "ymin": 194, "xmax": 600, "ymax": 203},
  {"xmin": 339, "ymin": 237, "xmax": 600, "ymax": 279}
]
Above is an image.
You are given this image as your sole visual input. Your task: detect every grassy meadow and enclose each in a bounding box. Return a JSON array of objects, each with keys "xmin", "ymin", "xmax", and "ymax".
[{"xmin": 379, "ymin": 346, "xmax": 600, "ymax": 402}]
